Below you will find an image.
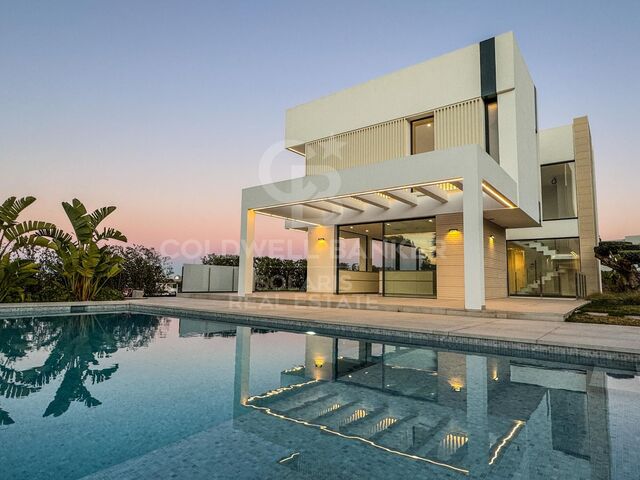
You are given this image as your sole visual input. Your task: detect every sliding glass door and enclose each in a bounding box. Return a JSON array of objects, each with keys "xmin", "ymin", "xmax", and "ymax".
[
  {"xmin": 383, "ymin": 218, "xmax": 437, "ymax": 297},
  {"xmin": 337, "ymin": 218, "xmax": 437, "ymax": 297}
]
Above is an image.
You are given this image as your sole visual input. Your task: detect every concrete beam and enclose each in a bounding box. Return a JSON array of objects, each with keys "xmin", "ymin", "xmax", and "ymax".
[
  {"xmin": 352, "ymin": 194, "xmax": 390, "ymax": 210},
  {"xmin": 383, "ymin": 190, "xmax": 418, "ymax": 207},
  {"xmin": 414, "ymin": 185, "xmax": 447, "ymax": 204},
  {"xmin": 325, "ymin": 198, "xmax": 365, "ymax": 213}
]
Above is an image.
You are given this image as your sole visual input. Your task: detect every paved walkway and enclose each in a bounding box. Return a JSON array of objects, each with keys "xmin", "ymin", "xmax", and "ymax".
[
  {"xmin": 143, "ymin": 297, "xmax": 640, "ymax": 356},
  {"xmin": 179, "ymin": 292, "xmax": 586, "ymax": 322}
]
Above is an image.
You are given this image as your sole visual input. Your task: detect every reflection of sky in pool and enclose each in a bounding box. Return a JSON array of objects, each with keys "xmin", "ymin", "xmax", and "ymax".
[{"xmin": 0, "ymin": 313, "xmax": 638, "ymax": 479}]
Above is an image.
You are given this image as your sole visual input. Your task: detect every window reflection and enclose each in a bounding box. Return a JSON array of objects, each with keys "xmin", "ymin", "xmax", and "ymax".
[{"xmin": 541, "ymin": 161, "xmax": 577, "ymax": 220}]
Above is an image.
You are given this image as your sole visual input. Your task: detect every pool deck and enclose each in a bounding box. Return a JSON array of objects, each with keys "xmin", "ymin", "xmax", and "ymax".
[
  {"xmin": 178, "ymin": 291, "xmax": 586, "ymax": 322},
  {"xmin": 2, "ymin": 296, "xmax": 639, "ymax": 361}
]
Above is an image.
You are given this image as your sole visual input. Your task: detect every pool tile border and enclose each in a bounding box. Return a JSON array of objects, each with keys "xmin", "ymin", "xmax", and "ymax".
[{"xmin": 1, "ymin": 301, "xmax": 639, "ymax": 371}]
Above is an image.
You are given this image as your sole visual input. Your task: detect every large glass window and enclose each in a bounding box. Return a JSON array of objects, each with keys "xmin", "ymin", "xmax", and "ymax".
[
  {"xmin": 411, "ymin": 117, "xmax": 434, "ymax": 154},
  {"xmin": 507, "ymin": 238, "xmax": 581, "ymax": 297},
  {"xmin": 485, "ymin": 99, "xmax": 499, "ymax": 162},
  {"xmin": 383, "ymin": 218, "xmax": 436, "ymax": 297},
  {"xmin": 337, "ymin": 218, "xmax": 436, "ymax": 296},
  {"xmin": 541, "ymin": 161, "xmax": 577, "ymax": 220}
]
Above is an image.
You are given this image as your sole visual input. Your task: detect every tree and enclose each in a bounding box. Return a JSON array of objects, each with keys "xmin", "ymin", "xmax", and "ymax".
[
  {"xmin": 594, "ymin": 241, "xmax": 640, "ymax": 291},
  {"xmin": 0, "ymin": 196, "xmax": 54, "ymax": 302},
  {"xmin": 38, "ymin": 199, "xmax": 127, "ymax": 301},
  {"xmin": 110, "ymin": 245, "xmax": 173, "ymax": 295},
  {"xmin": 202, "ymin": 253, "xmax": 239, "ymax": 266},
  {"xmin": 201, "ymin": 253, "xmax": 306, "ymax": 291}
]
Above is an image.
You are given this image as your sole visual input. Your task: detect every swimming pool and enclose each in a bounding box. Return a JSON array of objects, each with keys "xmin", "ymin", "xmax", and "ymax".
[{"xmin": 0, "ymin": 312, "xmax": 638, "ymax": 479}]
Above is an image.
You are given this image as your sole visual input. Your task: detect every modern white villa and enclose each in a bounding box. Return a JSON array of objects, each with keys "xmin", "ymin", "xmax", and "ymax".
[{"xmin": 239, "ymin": 32, "xmax": 600, "ymax": 311}]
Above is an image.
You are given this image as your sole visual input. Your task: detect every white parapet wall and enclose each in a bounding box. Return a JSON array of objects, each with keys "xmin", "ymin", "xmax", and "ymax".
[{"xmin": 181, "ymin": 264, "xmax": 239, "ymax": 293}]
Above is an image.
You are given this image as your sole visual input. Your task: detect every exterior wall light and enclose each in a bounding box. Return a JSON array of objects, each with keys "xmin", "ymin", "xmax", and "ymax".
[
  {"xmin": 314, "ymin": 357, "xmax": 324, "ymax": 368},
  {"xmin": 317, "ymin": 237, "xmax": 326, "ymax": 242},
  {"xmin": 448, "ymin": 228, "xmax": 460, "ymax": 234},
  {"xmin": 489, "ymin": 234, "xmax": 495, "ymax": 240}
]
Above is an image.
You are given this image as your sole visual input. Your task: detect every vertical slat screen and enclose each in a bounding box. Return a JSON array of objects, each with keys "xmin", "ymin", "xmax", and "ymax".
[
  {"xmin": 305, "ymin": 118, "xmax": 406, "ymax": 175},
  {"xmin": 304, "ymin": 98, "xmax": 485, "ymax": 175},
  {"xmin": 434, "ymin": 98, "xmax": 485, "ymax": 151}
]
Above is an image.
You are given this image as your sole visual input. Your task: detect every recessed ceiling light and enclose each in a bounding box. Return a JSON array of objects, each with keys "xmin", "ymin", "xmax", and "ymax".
[
  {"xmin": 365, "ymin": 229, "xmax": 369, "ymax": 233},
  {"xmin": 386, "ymin": 223, "xmax": 391, "ymax": 226},
  {"xmin": 349, "ymin": 226, "xmax": 353, "ymax": 229},
  {"xmin": 305, "ymin": 331, "xmax": 316, "ymax": 335}
]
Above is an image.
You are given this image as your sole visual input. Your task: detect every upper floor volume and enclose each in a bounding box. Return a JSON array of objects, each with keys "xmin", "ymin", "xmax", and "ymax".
[{"xmin": 287, "ymin": 33, "xmax": 533, "ymax": 177}]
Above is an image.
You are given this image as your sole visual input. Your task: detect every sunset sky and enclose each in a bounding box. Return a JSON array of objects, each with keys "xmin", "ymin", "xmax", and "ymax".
[{"xmin": 2, "ymin": 1, "xmax": 639, "ymax": 268}]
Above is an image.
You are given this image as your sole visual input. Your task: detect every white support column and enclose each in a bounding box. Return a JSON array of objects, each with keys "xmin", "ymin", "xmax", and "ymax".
[
  {"xmin": 463, "ymin": 177, "xmax": 486, "ymax": 310},
  {"xmin": 238, "ymin": 206, "xmax": 255, "ymax": 296}
]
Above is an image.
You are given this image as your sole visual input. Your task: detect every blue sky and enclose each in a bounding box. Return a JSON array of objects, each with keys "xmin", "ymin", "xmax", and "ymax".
[{"xmin": 1, "ymin": 0, "xmax": 639, "ymax": 264}]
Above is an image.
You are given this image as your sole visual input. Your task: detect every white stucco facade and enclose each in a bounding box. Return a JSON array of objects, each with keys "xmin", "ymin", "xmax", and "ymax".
[{"xmin": 238, "ymin": 32, "xmax": 600, "ymax": 309}]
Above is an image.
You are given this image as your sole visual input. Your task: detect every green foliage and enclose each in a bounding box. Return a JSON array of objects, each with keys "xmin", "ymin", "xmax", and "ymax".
[
  {"xmin": 202, "ymin": 253, "xmax": 240, "ymax": 266},
  {"xmin": 571, "ymin": 291, "xmax": 640, "ymax": 326},
  {"xmin": 586, "ymin": 292, "xmax": 640, "ymax": 307},
  {"xmin": 201, "ymin": 253, "xmax": 307, "ymax": 291},
  {"xmin": 109, "ymin": 244, "xmax": 173, "ymax": 296},
  {"xmin": 254, "ymin": 257, "xmax": 307, "ymax": 291},
  {"xmin": 0, "ymin": 196, "xmax": 55, "ymax": 302},
  {"xmin": 20, "ymin": 247, "xmax": 70, "ymax": 302},
  {"xmin": 594, "ymin": 241, "xmax": 640, "ymax": 291},
  {"xmin": 38, "ymin": 199, "xmax": 127, "ymax": 301}
]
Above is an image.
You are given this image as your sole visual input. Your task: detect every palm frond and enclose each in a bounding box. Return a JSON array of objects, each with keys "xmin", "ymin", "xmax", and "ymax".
[
  {"xmin": 0, "ymin": 196, "xmax": 36, "ymax": 225},
  {"xmin": 3, "ymin": 220, "xmax": 56, "ymax": 242},
  {"xmin": 62, "ymin": 199, "xmax": 93, "ymax": 244},
  {"xmin": 95, "ymin": 227, "xmax": 127, "ymax": 243},
  {"xmin": 88, "ymin": 206, "xmax": 116, "ymax": 230},
  {"xmin": 37, "ymin": 227, "xmax": 74, "ymax": 246}
]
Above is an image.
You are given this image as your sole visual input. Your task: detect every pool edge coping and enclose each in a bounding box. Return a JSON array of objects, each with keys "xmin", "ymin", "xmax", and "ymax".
[{"xmin": 1, "ymin": 300, "xmax": 638, "ymax": 370}]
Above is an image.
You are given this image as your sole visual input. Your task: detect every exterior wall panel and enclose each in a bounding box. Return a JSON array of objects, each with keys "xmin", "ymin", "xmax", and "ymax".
[
  {"xmin": 436, "ymin": 213, "xmax": 465, "ymax": 301},
  {"xmin": 484, "ymin": 220, "xmax": 508, "ymax": 299},
  {"xmin": 307, "ymin": 225, "xmax": 337, "ymax": 293},
  {"xmin": 573, "ymin": 117, "xmax": 601, "ymax": 294}
]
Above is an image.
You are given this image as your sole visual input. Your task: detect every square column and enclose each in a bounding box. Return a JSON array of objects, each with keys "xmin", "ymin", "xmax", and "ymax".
[
  {"xmin": 238, "ymin": 207, "xmax": 255, "ymax": 296},
  {"xmin": 463, "ymin": 178, "xmax": 486, "ymax": 310}
]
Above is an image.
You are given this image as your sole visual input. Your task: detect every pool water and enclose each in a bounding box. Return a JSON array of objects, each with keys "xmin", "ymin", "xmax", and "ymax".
[{"xmin": 0, "ymin": 313, "xmax": 638, "ymax": 479}]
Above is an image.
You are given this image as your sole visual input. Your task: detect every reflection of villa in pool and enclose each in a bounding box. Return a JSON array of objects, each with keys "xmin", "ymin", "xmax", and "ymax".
[{"xmin": 233, "ymin": 328, "xmax": 611, "ymax": 479}]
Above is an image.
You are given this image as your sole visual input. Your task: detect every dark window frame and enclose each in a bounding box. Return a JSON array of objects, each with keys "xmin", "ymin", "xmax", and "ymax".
[{"xmin": 410, "ymin": 116, "xmax": 435, "ymax": 155}]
